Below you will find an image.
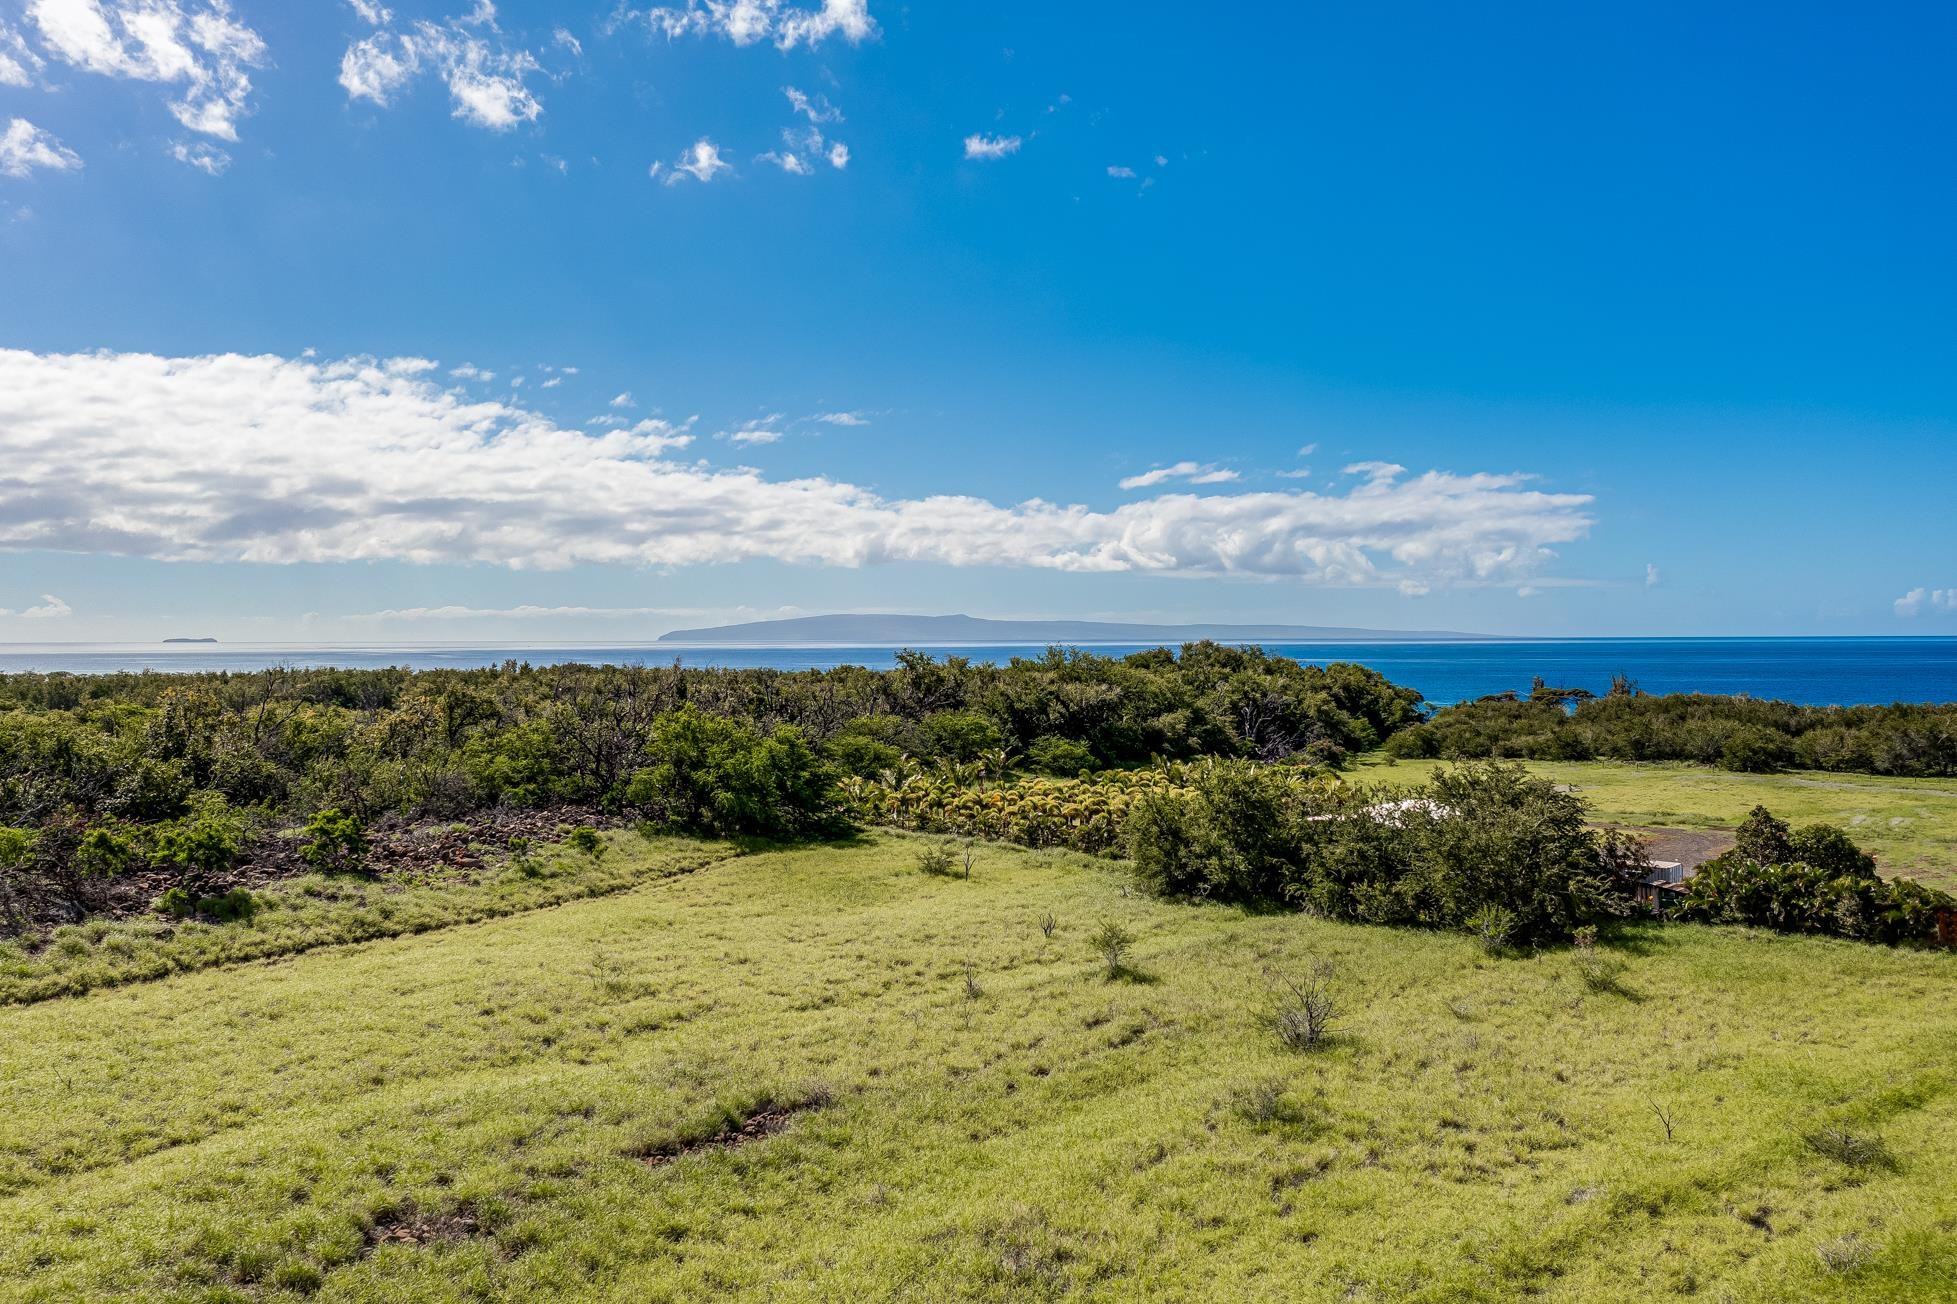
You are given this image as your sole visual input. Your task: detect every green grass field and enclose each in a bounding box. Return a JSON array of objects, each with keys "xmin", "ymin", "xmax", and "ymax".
[
  {"xmin": 3, "ymin": 828, "xmax": 1954, "ymax": 1302},
  {"xmin": 1359, "ymin": 758, "xmax": 1957, "ymax": 891}
]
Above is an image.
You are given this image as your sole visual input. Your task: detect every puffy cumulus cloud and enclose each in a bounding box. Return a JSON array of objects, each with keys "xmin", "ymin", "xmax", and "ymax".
[
  {"xmin": 27, "ymin": 0, "xmax": 266, "ymax": 141},
  {"xmin": 0, "ymin": 117, "xmax": 82, "ymax": 177},
  {"xmin": 815, "ymin": 411, "xmax": 867, "ymax": 426},
  {"xmin": 0, "ymin": 593, "xmax": 73, "ymax": 619},
  {"xmin": 963, "ymin": 133, "xmax": 1019, "ymax": 160},
  {"xmin": 339, "ymin": 0, "xmax": 544, "ymax": 131},
  {"xmin": 631, "ymin": 0, "xmax": 874, "ymax": 50},
  {"xmin": 1119, "ymin": 461, "xmax": 1239, "ymax": 490},
  {"xmin": 1895, "ymin": 587, "xmax": 1957, "ymax": 618},
  {"xmin": 0, "ymin": 349, "xmax": 1595, "ymax": 586}
]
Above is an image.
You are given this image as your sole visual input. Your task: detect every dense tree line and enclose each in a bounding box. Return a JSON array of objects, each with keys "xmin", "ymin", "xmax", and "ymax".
[
  {"xmin": 0, "ymin": 645, "xmax": 1421, "ymax": 930},
  {"xmin": 1385, "ymin": 682, "xmax": 1957, "ymax": 776}
]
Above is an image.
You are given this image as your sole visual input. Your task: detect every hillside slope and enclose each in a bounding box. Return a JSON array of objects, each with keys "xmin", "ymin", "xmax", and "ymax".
[{"xmin": 3, "ymin": 832, "xmax": 1952, "ymax": 1301}]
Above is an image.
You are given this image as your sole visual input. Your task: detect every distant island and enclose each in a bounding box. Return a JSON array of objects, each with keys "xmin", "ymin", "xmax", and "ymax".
[
  {"xmin": 161, "ymin": 638, "xmax": 219, "ymax": 644},
  {"xmin": 656, "ymin": 613, "xmax": 1491, "ymax": 646}
]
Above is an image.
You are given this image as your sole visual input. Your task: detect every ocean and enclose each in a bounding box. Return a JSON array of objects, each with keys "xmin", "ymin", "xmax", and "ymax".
[{"xmin": 3, "ymin": 638, "xmax": 1956, "ymax": 708}]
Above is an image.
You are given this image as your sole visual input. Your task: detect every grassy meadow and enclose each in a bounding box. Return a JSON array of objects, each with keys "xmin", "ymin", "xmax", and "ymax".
[
  {"xmin": 1361, "ymin": 757, "xmax": 1957, "ymax": 892},
  {"xmin": 3, "ymin": 829, "xmax": 1954, "ymax": 1302}
]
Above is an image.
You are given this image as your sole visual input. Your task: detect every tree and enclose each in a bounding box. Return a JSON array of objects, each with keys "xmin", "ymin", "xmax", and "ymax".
[
  {"xmin": 1733, "ymin": 805, "xmax": 1794, "ymax": 867},
  {"xmin": 626, "ymin": 705, "xmax": 838, "ymax": 839}
]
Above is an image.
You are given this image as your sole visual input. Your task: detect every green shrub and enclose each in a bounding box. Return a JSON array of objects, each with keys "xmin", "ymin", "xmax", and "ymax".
[
  {"xmin": 919, "ymin": 711, "xmax": 1004, "ymax": 763},
  {"xmin": 824, "ymin": 733, "xmax": 904, "ymax": 779},
  {"xmin": 1090, "ymin": 920, "xmax": 1134, "ymax": 978},
  {"xmin": 150, "ymin": 806, "xmax": 243, "ymax": 884},
  {"xmin": 916, "ymin": 844, "xmax": 957, "ymax": 877},
  {"xmin": 300, "ymin": 808, "xmax": 369, "ymax": 874},
  {"xmin": 565, "ymin": 826, "xmax": 606, "ymax": 859},
  {"xmin": 1675, "ymin": 808, "xmax": 1953, "ymax": 944},
  {"xmin": 1124, "ymin": 787, "xmax": 1202, "ymax": 896},
  {"xmin": 0, "ymin": 826, "xmax": 37, "ymax": 930},
  {"xmin": 626, "ymin": 706, "xmax": 840, "ymax": 839},
  {"xmin": 74, "ymin": 826, "xmax": 135, "ymax": 880},
  {"xmin": 1464, "ymin": 904, "xmax": 1517, "ymax": 955},
  {"xmin": 1025, "ymin": 735, "xmax": 1096, "ymax": 778}
]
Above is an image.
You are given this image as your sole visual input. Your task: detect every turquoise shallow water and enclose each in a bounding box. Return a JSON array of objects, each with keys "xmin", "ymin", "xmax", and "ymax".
[{"xmin": 3, "ymin": 638, "xmax": 1955, "ymax": 708}]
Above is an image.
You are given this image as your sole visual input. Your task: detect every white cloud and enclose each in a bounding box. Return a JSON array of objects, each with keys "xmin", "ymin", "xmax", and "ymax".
[
  {"xmin": 1106, "ymin": 165, "xmax": 1135, "ymax": 178},
  {"xmin": 1274, "ymin": 469, "xmax": 1311, "ymax": 480},
  {"xmin": 450, "ymin": 362, "xmax": 495, "ymax": 381},
  {"xmin": 1895, "ymin": 587, "xmax": 1957, "ymax": 618},
  {"xmin": 0, "ymin": 593, "xmax": 72, "ymax": 619},
  {"xmin": 1118, "ymin": 461, "xmax": 1239, "ymax": 490},
  {"xmin": 0, "ymin": 21, "xmax": 46, "ymax": 86},
  {"xmin": 609, "ymin": 390, "xmax": 634, "ymax": 407},
  {"xmin": 552, "ymin": 26, "xmax": 581, "ymax": 56},
  {"xmin": 347, "ymin": 0, "xmax": 391, "ymax": 24},
  {"xmin": 0, "ymin": 348, "xmax": 1595, "ymax": 587},
  {"xmin": 963, "ymin": 133, "xmax": 1020, "ymax": 160},
  {"xmin": 339, "ymin": 3, "xmax": 544, "ymax": 131},
  {"xmin": 446, "ymin": 47, "xmax": 543, "ymax": 130},
  {"xmin": 783, "ymin": 84, "xmax": 840, "ymax": 123},
  {"xmin": 0, "ymin": 118, "xmax": 82, "ymax": 177},
  {"xmin": 1343, "ymin": 461, "xmax": 1406, "ymax": 483},
  {"xmin": 665, "ymin": 137, "xmax": 729, "ymax": 183},
  {"xmin": 29, "ymin": 0, "xmax": 267, "ymax": 142},
  {"xmin": 636, "ymin": 0, "xmax": 875, "ymax": 50},
  {"xmin": 1296, "ymin": 443, "xmax": 1317, "ymax": 456},
  {"xmin": 815, "ymin": 411, "xmax": 867, "ymax": 426},
  {"xmin": 169, "ymin": 139, "xmax": 229, "ymax": 174},
  {"xmin": 760, "ymin": 149, "xmax": 813, "ymax": 175},
  {"xmin": 539, "ymin": 376, "xmax": 562, "ymax": 388},
  {"xmin": 763, "ymin": 122, "xmax": 844, "ymax": 176},
  {"xmin": 1153, "ymin": 153, "xmax": 1167, "ymax": 167},
  {"xmin": 723, "ymin": 415, "xmax": 783, "ymax": 444},
  {"xmin": 1645, "ymin": 562, "xmax": 1660, "ymax": 588}
]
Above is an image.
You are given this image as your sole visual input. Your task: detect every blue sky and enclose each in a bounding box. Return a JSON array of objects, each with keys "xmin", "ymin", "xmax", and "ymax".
[{"xmin": 1, "ymin": 0, "xmax": 1953, "ymax": 642}]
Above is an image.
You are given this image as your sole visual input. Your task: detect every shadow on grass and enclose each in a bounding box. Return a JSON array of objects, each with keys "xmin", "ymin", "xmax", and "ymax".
[
  {"xmin": 1102, "ymin": 963, "xmax": 1161, "ymax": 986},
  {"xmin": 717, "ymin": 829, "xmax": 879, "ymax": 856},
  {"xmin": 1594, "ymin": 918, "xmax": 1686, "ymax": 958}
]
